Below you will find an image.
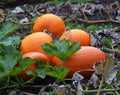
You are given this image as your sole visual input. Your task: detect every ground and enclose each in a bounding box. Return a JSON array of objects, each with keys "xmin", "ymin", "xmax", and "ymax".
[{"xmin": 0, "ymin": 0, "xmax": 120, "ymax": 95}]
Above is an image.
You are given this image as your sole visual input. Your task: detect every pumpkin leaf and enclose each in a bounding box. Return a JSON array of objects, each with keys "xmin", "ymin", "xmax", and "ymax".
[
  {"xmin": 25, "ymin": 60, "xmax": 47, "ymax": 79},
  {"xmin": 35, "ymin": 69, "xmax": 46, "ymax": 79},
  {"xmin": 45, "ymin": 64, "xmax": 69, "ymax": 80},
  {"xmin": 10, "ymin": 67, "xmax": 23, "ymax": 77},
  {"xmin": 0, "ymin": 22, "xmax": 19, "ymax": 41},
  {"xmin": 27, "ymin": 62, "xmax": 69, "ymax": 80},
  {"xmin": 54, "ymin": 66, "xmax": 69, "ymax": 80},
  {"xmin": 0, "ymin": 46, "xmax": 22, "ymax": 79},
  {"xmin": 0, "ymin": 45, "xmax": 37, "ymax": 79},
  {"xmin": 0, "ymin": 36, "xmax": 21, "ymax": 47},
  {"xmin": 41, "ymin": 39, "xmax": 80, "ymax": 61},
  {"xmin": 40, "ymin": 39, "xmax": 79, "ymax": 80},
  {"xmin": 53, "ymin": 39, "xmax": 69, "ymax": 54},
  {"xmin": 19, "ymin": 57, "xmax": 35, "ymax": 70},
  {"xmin": 66, "ymin": 42, "xmax": 80, "ymax": 59}
]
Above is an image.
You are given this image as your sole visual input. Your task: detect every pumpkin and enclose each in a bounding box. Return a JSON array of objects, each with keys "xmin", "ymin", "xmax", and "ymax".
[
  {"xmin": 52, "ymin": 46, "xmax": 105, "ymax": 78},
  {"xmin": 60, "ymin": 29, "xmax": 90, "ymax": 46},
  {"xmin": 19, "ymin": 52, "xmax": 48, "ymax": 80},
  {"xmin": 19, "ymin": 32, "xmax": 53, "ymax": 61},
  {"xmin": 33, "ymin": 14, "xmax": 66, "ymax": 37}
]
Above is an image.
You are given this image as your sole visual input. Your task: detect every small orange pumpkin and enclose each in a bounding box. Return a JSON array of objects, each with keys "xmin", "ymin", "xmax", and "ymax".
[
  {"xmin": 33, "ymin": 14, "xmax": 66, "ymax": 37},
  {"xmin": 60, "ymin": 29, "xmax": 90, "ymax": 46},
  {"xmin": 19, "ymin": 52, "xmax": 48, "ymax": 80},
  {"xmin": 19, "ymin": 32, "xmax": 53, "ymax": 61},
  {"xmin": 52, "ymin": 46, "xmax": 105, "ymax": 78}
]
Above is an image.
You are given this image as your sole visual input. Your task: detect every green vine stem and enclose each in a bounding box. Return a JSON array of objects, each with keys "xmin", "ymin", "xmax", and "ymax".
[
  {"xmin": 111, "ymin": 85, "xmax": 120, "ymax": 95},
  {"xmin": 0, "ymin": 77, "xmax": 36, "ymax": 90},
  {"xmin": 82, "ymin": 88, "xmax": 120, "ymax": 93},
  {"xmin": 96, "ymin": 75, "xmax": 104, "ymax": 95},
  {"xmin": 6, "ymin": 77, "xmax": 10, "ymax": 86},
  {"xmin": 0, "ymin": 84, "xmax": 19, "ymax": 90},
  {"xmin": 10, "ymin": 20, "xmax": 34, "ymax": 25}
]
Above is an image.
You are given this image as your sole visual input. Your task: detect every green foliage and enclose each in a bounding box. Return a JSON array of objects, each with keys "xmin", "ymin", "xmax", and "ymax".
[
  {"xmin": 0, "ymin": 23, "xmax": 21, "ymax": 78},
  {"xmin": 66, "ymin": 22, "xmax": 86, "ymax": 31},
  {"xmin": 0, "ymin": 37, "xmax": 80, "ymax": 81},
  {"xmin": 102, "ymin": 38, "xmax": 112, "ymax": 49},
  {"xmin": 66, "ymin": 22, "xmax": 115, "ymax": 32},
  {"xmin": 45, "ymin": 65, "xmax": 69, "ymax": 80},
  {"xmin": 44, "ymin": 91, "xmax": 54, "ymax": 95},
  {"xmin": 117, "ymin": 71, "xmax": 120, "ymax": 80},
  {"xmin": 19, "ymin": 57, "xmax": 35, "ymax": 71},
  {"xmin": 0, "ymin": 45, "xmax": 39, "ymax": 80},
  {"xmin": 0, "ymin": 22, "xmax": 19, "ymax": 41},
  {"xmin": 27, "ymin": 62, "xmax": 69, "ymax": 80},
  {"xmin": 41, "ymin": 39, "xmax": 80, "ymax": 62},
  {"xmin": 114, "ymin": 46, "xmax": 120, "ymax": 51},
  {"xmin": 27, "ymin": 39, "xmax": 80, "ymax": 80},
  {"xmin": 0, "ymin": 36, "xmax": 21, "ymax": 47},
  {"xmin": 0, "ymin": 22, "xmax": 21, "ymax": 47},
  {"xmin": 0, "ymin": 46, "xmax": 22, "ymax": 79}
]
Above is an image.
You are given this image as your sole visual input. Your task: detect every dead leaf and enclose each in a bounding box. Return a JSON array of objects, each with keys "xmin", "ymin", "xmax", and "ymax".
[
  {"xmin": 87, "ymin": 73, "xmax": 100, "ymax": 89},
  {"xmin": 93, "ymin": 61, "xmax": 104, "ymax": 75},
  {"xmin": 76, "ymin": 82, "xmax": 83, "ymax": 95},
  {"xmin": 72, "ymin": 71, "xmax": 84, "ymax": 82},
  {"xmin": 104, "ymin": 55, "xmax": 118, "ymax": 84},
  {"xmin": 93, "ymin": 55, "xmax": 118, "ymax": 84}
]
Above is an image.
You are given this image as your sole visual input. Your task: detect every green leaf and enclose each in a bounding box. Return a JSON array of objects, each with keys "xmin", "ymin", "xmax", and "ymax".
[
  {"xmin": 0, "ymin": 45, "xmax": 19, "ymax": 54},
  {"xmin": 28, "ymin": 63, "xmax": 69, "ymax": 80},
  {"xmin": 0, "ymin": 46, "xmax": 22, "ymax": 79},
  {"xmin": 102, "ymin": 38, "xmax": 112, "ymax": 49},
  {"xmin": 45, "ymin": 64, "xmax": 69, "ymax": 80},
  {"xmin": 53, "ymin": 39, "xmax": 69, "ymax": 54},
  {"xmin": 0, "ymin": 46, "xmax": 37, "ymax": 79},
  {"xmin": 28, "ymin": 39, "xmax": 80, "ymax": 80},
  {"xmin": 117, "ymin": 71, "xmax": 120, "ymax": 80},
  {"xmin": 66, "ymin": 22, "xmax": 115, "ymax": 32},
  {"xmin": 25, "ymin": 60, "xmax": 47, "ymax": 79},
  {"xmin": 0, "ymin": 65, "xmax": 4, "ymax": 72},
  {"xmin": 0, "ymin": 36, "xmax": 21, "ymax": 47},
  {"xmin": 66, "ymin": 42, "xmax": 80, "ymax": 59},
  {"xmin": 0, "ymin": 22, "xmax": 19, "ymax": 41},
  {"xmin": 36, "ymin": 59, "xmax": 46, "ymax": 68},
  {"xmin": 19, "ymin": 57, "xmax": 35, "ymax": 70},
  {"xmin": 41, "ymin": 39, "xmax": 80, "ymax": 61},
  {"xmin": 53, "ymin": 66, "xmax": 69, "ymax": 80},
  {"xmin": 10, "ymin": 67, "xmax": 23, "ymax": 76},
  {"xmin": 27, "ymin": 70, "xmax": 36, "ymax": 77},
  {"xmin": 45, "ymin": 64, "xmax": 57, "ymax": 78},
  {"xmin": 35, "ymin": 69, "xmax": 46, "ymax": 79}
]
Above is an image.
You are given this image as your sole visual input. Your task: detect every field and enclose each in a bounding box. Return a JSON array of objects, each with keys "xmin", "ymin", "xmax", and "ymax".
[{"xmin": 0, "ymin": 0, "xmax": 120, "ymax": 95}]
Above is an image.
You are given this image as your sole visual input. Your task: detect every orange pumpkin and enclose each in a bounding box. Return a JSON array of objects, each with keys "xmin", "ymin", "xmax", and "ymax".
[
  {"xmin": 52, "ymin": 46, "xmax": 105, "ymax": 78},
  {"xmin": 60, "ymin": 29, "xmax": 90, "ymax": 46},
  {"xmin": 19, "ymin": 52, "xmax": 48, "ymax": 80},
  {"xmin": 19, "ymin": 32, "xmax": 53, "ymax": 61},
  {"xmin": 33, "ymin": 14, "xmax": 66, "ymax": 37}
]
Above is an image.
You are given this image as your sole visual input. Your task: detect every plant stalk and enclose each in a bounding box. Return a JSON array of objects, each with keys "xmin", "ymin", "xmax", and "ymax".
[
  {"xmin": 96, "ymin": 76, "xmax": 104, "ymax": 95},
  {"xmin": 82, "ymin": 88, "xmax": 120, "ymax": 93}
]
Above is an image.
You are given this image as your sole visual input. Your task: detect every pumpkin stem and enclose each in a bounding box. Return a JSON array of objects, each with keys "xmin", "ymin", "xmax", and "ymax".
[{"xmin": 64, "ymin": 27, "xmax": 72, "ymax": 45}]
